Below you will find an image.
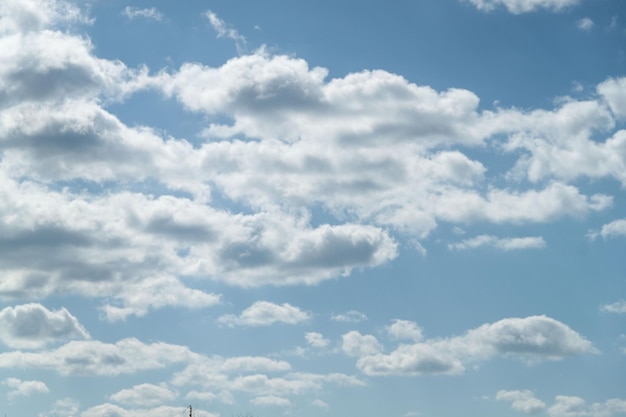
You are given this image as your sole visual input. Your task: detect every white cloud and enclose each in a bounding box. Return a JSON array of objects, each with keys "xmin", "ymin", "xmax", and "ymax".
[
  {"xmin": 0, "ymin": 338, "xmax": 200, "ymax": 376},
  {"xmin": 577, "ymin": 17, "xmax": 594, "ymax": 31},
  {"xmin": 448, "ymin": 235, "xmax": 546, "ymax": 251},
  {"xmin": 250, "ymin": 395, "xmax": 291, "ymax": 407},
  {"xmin": 387, "ymin": 320, "xmax": 424, "ymax": 342},
  {"xmin": 353, "ymin": 315, "xmax": 595, "ymax": 376},
  {"xmin": 122, "ymin": 6, "xmax": 163, "ymax": 22},
  {"xmin": 4, "ymin": 377, "xmax": 49, "ymax": 399},
  {"xmin": 0, "ymin": 303, "xmax": 89, "ymax": 349},
  {"xmin": 217, "ymin": 301, "xmax": 311, "ymax": 327},
  {"xmin": 331, "ymin": 311, "xmax": 368, "ymax": 323},
  {"xmin": 110, "ymin": 384, "xmax": 178, "ymax": 407},
  {"xmin": 40, "ymin": 397, "xmax": 79, "ymax": 417},
  {"xmin": 600, "ymin": 300, "xmax": 626, "ymax": 314},
  {"xmin": 0, "ymin": 0, "xmax": 90, "ymax": 33},
  {"xmin": 463, "ymin": 0, "xmax": 579, "ymax": 14},
  {"xmin": 205, "ymin": 10, "xmax": 246, "ymax": 54},
  {"xmin": 598, "ymin": 77, "xmax": 626, "ymax": 119},
  {"xmin": 306, "ymin": 332, "xmax": 330, "ymax": 348},
  {"xmin": 548, "ymin": 396, "xmax": 626, "ymax": 417},
  {"xmin": 497, "ymin": 390, "xmax": 546, "ymax": 414},
  {"xmin": 312, "ymin": 399, "xmax": 330, "ymax": 409},
  {"xmin": 597, "ymin": 219, "xmax": 626, "ymax": 239},
  {"xmin": 82, "ymin": 404, "xmax": 218, "ymax": 417},
  {"xmin": 342, "ymin": 331, "xmax": 383, "ymax": 357}
]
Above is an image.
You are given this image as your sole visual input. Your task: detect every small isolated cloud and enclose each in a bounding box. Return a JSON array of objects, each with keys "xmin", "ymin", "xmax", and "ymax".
[
  {"xmin": 0, "ymin": 303, "xmax": 90, "ymax": 349},
  {"xmin": 305, "ymin": 332, "xmax": 330, "ymax": 348},
  {"xmin": 448, "ymin": 235, "xmax": 546, "ymax": 251},
  {"xmin": 577, "ymin": 17, "xmax": 594, "ymax": 31},
  {"xmin": 250, "ymin": 395, "xmax": 291, "ymax": 407},
  {"xmin": 205, "ymin": 10, "xmax": 246, "ymax": 53},
  {"xmin": 497, "ymin": 390, "xmax": 546, "ymax": 414},
  {"xmin": 600, "ymin": 300, "xmax": 626, "ymax": 314},
  {"xmin": 589, "ymin": 218, "xmax": 626, "ymax": 240},
  {"xmin": 331, "ymin": 311, "xmax": 368, "ymax": 323},
  {"xmin": 218, "ymin": 301, "xmax": 311, "ymax": 327},
  {"xmin": 342, "ymin": 331, "xmax": 383, "ymax": 357},
  {"xmin": 313, "ymin": 399, "xmax": 329, "ymax": 410},
  {"xmin": 464, "ymin": 0, "xmax": 579, "ymax": 14},
  {"xmin": 4, "ymin": 378, "xmax": 49, "ymax": 399},
  {"xmin": 387, "ymin": 320, "xmax": 424, "ymax": 342},
  {"xmin": 122, "ymin": 6, "xmax": 163, "ymax": 21},
  {"xmin": 110, "ymin": 384, "xmax": 177, "ymax": 407}
]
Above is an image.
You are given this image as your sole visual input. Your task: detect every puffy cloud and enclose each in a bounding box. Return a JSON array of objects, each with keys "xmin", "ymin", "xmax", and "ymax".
[
  {"xmin": 342, "ymin": 331, "xmax": 383, "ymax": 357},
  {"xmin": 600, "ymin": 300, "xmax": 626, "ymax": 314},
  {"xmin": 82, "ymin": 404, "xmax": 217, "ymax": 417},
  {"xmin": 110, "ymin": 384, "xmax": 178, "ymax": 407},
  {"xmin": 122, "ymin": 7, "xmax": 163, "ymax": 22},
  {"xmin": 0, "ymin": 303, "xmax": 89, "ymax": 349},
  {"xmin": 448, "ymin": 235, "xmax": 546, "ymax": 251},
  {"xmin": 331, "ymin": 311, "xmax": 368, "ymax": 323},
  {"xmin": 497, "ymin": 390, "xmax": 546, "ymax": 414},
  {"xmin": 0, "ymin": 338, "xmax": 200, "ymax": 376},
  {"xmin": 593, "ymin": 218, "xmax": 626, "ymax": 240},
  {"xmin": 598, "ymin": 77, "xmax": 626, "ymax": 119},
  {"xmin": 352, "ymin": 316, "xmax": 595, "ymax": 376},
  {"xmin": 217, "ymin": 301, "xmax": 311, "ymax": 327},
  {"xmin": 305, "ymin": 332, "xmax": 331, "ymax": 348},
  {"xmin": 4, "ymin": 377, "xmax": 49, "ymax": 399},
  {"xmin": 548, "ymin": 396, "xmax": 626, "ymax": 417},
  {"xmin": 0, "ymin": 0, "xmax": 89, "ymax": 33},
  {"xmin": 463, "ymin": 0, "xmax": 579, "ymax": 13},
  {"xmin": 387, "ymin": 320, "xmax": 424, "ymax": 342},
  {"xmin": 250, "ymin": 395, "xmax": 291, "ymax": 407}
]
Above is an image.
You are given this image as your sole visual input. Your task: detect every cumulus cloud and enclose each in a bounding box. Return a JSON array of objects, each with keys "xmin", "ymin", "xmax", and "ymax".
[
  {"xmin": 590, "ymin": 218, "xmax": 626, "ymax": 240},
  {"xmin": 387, "ymin": 320, "xmax": 424, "ymax": 342},
  {"xmin": 331, "ymin": 311, "xmax": 368, "ymax": 323},
  {"xmin": 0, "ymin": 303, "xmax": 89, "ymax": 349},
  {"xmin": 448, "ymin": 235, "xmax": 546, "ymax": 251},
  {"xmin": 0, "ymin": 338, "xmax": 200, "ymax": 376},
  {"xmin": 352, "ymin": 316, "xmax": 595, "ymax": 376},
  {"xmin": 217, "ymin": 301, "xmax": 311, "ymax": 327},
  {"xmin": 306, "ymin": 332, "xmax": 331, "ymax": 348},
  {"xmin": 497, "ymin": 390, "xmax": 546, "ymax": 414},
  {"xmin": 313, "ymin": 399, "xmax": 330, "ymax": 409},
  {"xmin": 463, "ymin": 0, "xmax": 579, "ymax": 14},
  {"xmin": 4, "ymin": 377, "xmax": 49, "ymax": 399},
  {"xmin": 82, "ymin": 404, "xmax": 217, "ymax": 417},
  {"xmin": 342, "ymin": 331, "xmax": 384, "ymax": 357},
  {"xmin": 110, "ymin": 384, "xmax": 178, "ymax": 407},
  {"xmin": 122, "ymin": 7, "xmax": 163, "ymax": 22},
  {"xmin": 548, "ymin": 396, "xmax": 626, "ymax": 417}
]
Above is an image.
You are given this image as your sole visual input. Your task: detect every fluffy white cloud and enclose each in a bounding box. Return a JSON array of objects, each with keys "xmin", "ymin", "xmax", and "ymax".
[
  {"xmin": 82, "ymin": 404, "xmax": 217, "ymax": 417},
  {"xmin": 4, "ymin": 377, "xmax": 49, "ymax": 399},
  {"xmin": 110, "ymin": 384, "xmax": 178, "ymax": 407},
  {"xmin": 463, "ymin": 0, "xmax": 579, "ymax": 13},
  {"xmin": 218, "ymin": 301, "xmax": 311, "ymax": 327},
  {"xmin": 342, "ymin": 331, "xmax": 383, "ymax": 357},
  {"xmin": 596, "ymin": 219, "xmax": 626, "ymax": 240},
  {"xmin": 448, "ymin": 235, "xmax": 546, "ymax": 251},
  {"xmin": 600, "ymin": 300, "xmax": 626, "ymax": 314},
  {"xmin": 548, "ymin": 396, "xmax": 626, "ymax": 417},
  {"xmin": 387, "ymin": 320, "xmax": 424, "ymax": 342},
  {"xmin": 497, "ymin": 390, "xmax": 546, "ymax": 414},
  {"xmin": 306, "ymin": 332, "xmax": 331, "ymax": 348},
  {"xmin": 0, "ymin": 338, "xmax": 200, "ymax": 376},
  {"xmin": 598, "ymin": 77, "xmax": 626, "ymax": 119},
  {"xmin": 353, "ymin": 316, "xmax": 595, "ymax": 376},
  {"xmin": 0, "ymin": 303, "xmax": 89, "ymax": 349}
]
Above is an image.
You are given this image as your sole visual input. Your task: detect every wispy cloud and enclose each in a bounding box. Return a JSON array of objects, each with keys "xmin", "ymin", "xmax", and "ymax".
[
  {"xmin": 448, "ymin": 235, "xmax": 546, "ymax": 251},
  {"xmin": 464, "ymin": 0, "xmax": 580, "ymax": 14},
  {"xmin": 205, "ymin": 10, "xmax": 247, "ymax": 54},
  {"xmin": 600, "ymin": 300, "xmax": 626, "ymax": 314},
  {"xmin": 577, "ymin": 17, "xmax": 594, "ymax": 31},
  {"xmin": 122, "ymin": 6, "xmax": 163, "ymax": 22}
]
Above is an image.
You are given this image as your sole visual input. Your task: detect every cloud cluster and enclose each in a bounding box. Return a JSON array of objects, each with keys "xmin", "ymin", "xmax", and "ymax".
[
  {"xmin": 4, "ymin": 377, "xmax": 49, "ymax": 399},
  {"xmin": 344, "ymin": 316, "xmax": 595, "ymax": 376},
  {"xmin": 448, "ymin": 235, "xmax": 546, "ymax": 251},
  {"xmin": 463, "ymin": 0, "xmax": 580, "ymax": 13},
  {"xmin": 0, "ymin": 0, "xmax": 623, "ymax": 321},
  {"xmin": 497, "ymin": 390, "xmax": 626, "ymax": 417}
]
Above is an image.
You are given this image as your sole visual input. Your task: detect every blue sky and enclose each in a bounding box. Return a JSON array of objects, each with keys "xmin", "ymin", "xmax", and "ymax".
[{"xmin": 0, "ymin": 0, "xmax": 625, "ymax": 417}]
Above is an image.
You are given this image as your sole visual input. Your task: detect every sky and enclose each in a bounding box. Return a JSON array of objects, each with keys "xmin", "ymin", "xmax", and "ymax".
[{"xmin": 0, "ymin": 0, "xmax": 625, "ymax": 416}]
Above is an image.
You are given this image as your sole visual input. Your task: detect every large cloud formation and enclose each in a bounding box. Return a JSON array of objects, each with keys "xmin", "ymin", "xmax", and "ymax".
[{"xmin": 0, "ymin": 0, "xmax": 624, "ymax": 320}]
